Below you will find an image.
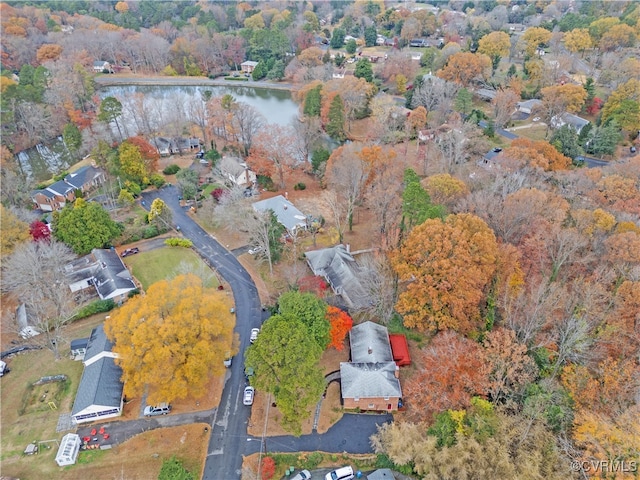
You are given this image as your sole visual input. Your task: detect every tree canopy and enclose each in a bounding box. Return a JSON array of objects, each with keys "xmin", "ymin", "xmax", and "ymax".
[
  {"xmin": 105, "ymin": 274, "xmax": 237, "ymax": 405},
  {"xmin": 53, "ymin": 198, "xmax": 122, "ymax": 255},
  {"xmin": 392, "ymin": 213, "xmax": 499, "ymax": 335},
  {"xmin": 244, "ymin": 313, "xmax": 325, "ymax": 436},
  {"xmin": 278, "ymin": 290, "xmax": 330, "ymax": 349}
]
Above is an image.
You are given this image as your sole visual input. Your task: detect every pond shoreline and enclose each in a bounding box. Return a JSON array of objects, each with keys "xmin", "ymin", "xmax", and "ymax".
[{"xmin": 94, "ymin": 74, "xmax": 295, "ymax": 92}]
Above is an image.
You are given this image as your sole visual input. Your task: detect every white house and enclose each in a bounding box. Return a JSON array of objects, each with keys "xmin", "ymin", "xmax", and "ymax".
[
  {"xmin": 516, "ymin": 99, "xmax": 542, "ymax": 115},
  {"xmin": 219, "ymin": 156, "xmax": 257, "ymax": 188},
  {"xmin": 71, "ymin": 324, "xmax": 124, "ymax": 424},
  {"xmin": 66, "ymin": 249, "xmax": 137, "ymax": 302},
  {"xmin": 92, "ymin": 61, "xmax": 112, "ymax": 73}
]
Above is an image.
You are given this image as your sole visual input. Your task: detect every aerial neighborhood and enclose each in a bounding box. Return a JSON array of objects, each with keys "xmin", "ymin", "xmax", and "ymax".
[{"xmin": 1, "ymin": 1, "xmax": 639, "ymax": 479}]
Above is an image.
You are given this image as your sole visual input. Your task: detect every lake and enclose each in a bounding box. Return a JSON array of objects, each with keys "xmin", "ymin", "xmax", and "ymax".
[
  {"xmin": 99, "ymin": 84, "xmax": 299, "ymax": 137},
  {"xmin": 17, "ymin": 85, "xmax": 299, "ymax": 181}
]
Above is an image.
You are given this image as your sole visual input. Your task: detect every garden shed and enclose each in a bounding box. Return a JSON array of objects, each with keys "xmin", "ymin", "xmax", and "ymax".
[{"xmin": 55, "ymin": 433, "xmax": 81, "ymax": 466}]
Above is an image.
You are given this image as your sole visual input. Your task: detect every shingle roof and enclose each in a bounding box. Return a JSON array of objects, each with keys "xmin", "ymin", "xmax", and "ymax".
[
  {"xmin": 84, "ymin": 324, "xmax": 114, "ymax": 364},
  {"xmin": 71, "ymin": 324, "xmax": 123, "ymax": 416},
  {"xmin": 340, "ymin": 362, "xmax": 401, "ymax": 398},
  {"xmin": 305, "ymin": 245, "xmax": 369, "ymax": 309},
  {"xmin": 64, "ymin": 166, "xmax": 103, "ymax": 189},
  {"xmin": 46, "ymin": 180, "xmax": 74, "ymax": 196},
  {"xmin": 91, "ymin": 249, "xmax": 136, "ymax": 300},
  {"xmin": 252, "ymin": 195, "xmax": 307, "ymax": 232},
  {"xmin": 70, "ymin": 338, "xmax": 89, "ymax": 351},
  {"xmin": 350, "ymin": 321, "xmax": 393, "ymax": 363},
  {"xmin": 71, "ymin": 356, "xmax": 123, "ymax": 415}
]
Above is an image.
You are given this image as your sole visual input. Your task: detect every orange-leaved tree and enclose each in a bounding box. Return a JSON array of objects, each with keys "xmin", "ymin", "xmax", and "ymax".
[
  {"xmin": 503, "ymin": 138, "xmax": 572, "ymax": 171},
  {"xmin": 391, "ymin": 213, "xmax": 499, "ymax": 335},
  {"xmin": 105, "ymin": 274, "xmax": 238, "ymax": 404},
  {"xmin": 326, "ymin": 306, "xmax": 353, "ymax": 350},
  {"xmin": 437, "ymin": 52, "xmax": 491, "ymax": 87},
  {"xmin": 403, "ymin": 330, "xmax": 490, "ymax": 423}
]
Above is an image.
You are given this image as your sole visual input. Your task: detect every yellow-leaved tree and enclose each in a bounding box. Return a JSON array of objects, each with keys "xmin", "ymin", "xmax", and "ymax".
[{"xmin": 105, "ymin": 274, "xmax": 238, "ymax": 404}]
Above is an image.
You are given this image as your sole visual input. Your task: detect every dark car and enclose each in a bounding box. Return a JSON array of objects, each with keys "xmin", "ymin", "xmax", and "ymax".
[{"xmin": 121, "ymin": 247, "xmax": 140, "ymax": 257}]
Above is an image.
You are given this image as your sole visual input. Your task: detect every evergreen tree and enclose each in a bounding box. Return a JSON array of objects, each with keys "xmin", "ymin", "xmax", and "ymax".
[
  {"xmin": 364, "ymin": 25, "xmax": 377, "ymax": 47},
  {"xmin": 345, "ymin": 39, "xmax": 357, "ymax": 54},
  {"xmin": 455, "ymin": 88, "xmax": 473, "ymax": 115},
  {"xmin": 354, "ymin": 58, "xmax": 373, "ymax": 82},
  {"xmin": 584, "ymin": 121, "xmax": 622, "ymax": 156},
  {"xmin": 507, "ymin": 64, "xmax": 517, "ymax": 78},
  {"xmin": 551, "ymin": 124, "xmax": 583, "ymax": 160},
  {"xmin": 311, "ymin": 147, "xmax": 330, "ymax": 173},
  {"xmin": 304, "ymin": 85, "xmax": 322, "ymax": 117},
  {"xmin": 62, "ymin": 123, "xmax": 82, "ymax": 158},
  {"xmin": 267, "ymin": 60, "xmax": 285, "ymax": 80},
  {"xmin": 326, "ymin": 95, "xmax": 346, "ymax": 142},
  {"xmin": 53, "ymin": 199, "xmax": 123, "ymax": 255},
  {"xmin": 330, "ymin": 27, "xmax": 346, "ymax": 48},
  {"xmin": 251, "ymin": 62, "xmax": 266, "ymax": 80}
]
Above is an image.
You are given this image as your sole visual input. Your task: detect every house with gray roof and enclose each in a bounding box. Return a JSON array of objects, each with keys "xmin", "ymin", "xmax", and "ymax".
[
  {"xmin": 66, "ymin": 249, "xmax": 136, "ymax": 302},
  {"xmin": 339, "ymin": 321, "xmax": 402, "ymax": 412},
  {"xmin": 252, "ymin": 195, "xmax": 308, "ymax": 234},
  {"xmin": 516, "ymin": 99, "xmax": 542, "ymax": 115},
  {"xmin": 551, "ymin": 112, "xmax": 590, "ymax": 133},
  {"xmin": 31, "ymin": 165, "xmax": 106, "ymax": 211},
  {"xmin": 71, "ymin": 324, "xmax": 123, "ymax": 424},
  {"xmin": 63, "ymin": 165, "xmax": 106, "ymax": 192},
  {"xmin": 304, "ymin": 245, "xmax": 369, "ymax": 309}
]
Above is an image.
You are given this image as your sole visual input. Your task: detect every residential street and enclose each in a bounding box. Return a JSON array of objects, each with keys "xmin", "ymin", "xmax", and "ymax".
[{"xmin": 134, "ymin": 185, "xmax": 392, "ymax": 479}]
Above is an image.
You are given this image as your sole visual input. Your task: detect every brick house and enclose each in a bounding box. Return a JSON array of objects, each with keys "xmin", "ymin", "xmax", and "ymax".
[
  {"xmin": 340, "ymin": 322, "xmax": 402, "ymax": 412},
  {"xmin": 31, "ymin": 165, "xmax": 106, "ymax": 211}
]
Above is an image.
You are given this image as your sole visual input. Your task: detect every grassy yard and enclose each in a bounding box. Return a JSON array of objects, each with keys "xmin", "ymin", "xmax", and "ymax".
[
  {"xmin": 1, "ymin": 420, "xmax": 209, "ymax": 480},
  {"xmin": 124, "ymin": 247, "xmax": 220, "ymax": 290},
  {"xmin": 0, "ymin": 349, "xmax": 84, "ymax": 465}
]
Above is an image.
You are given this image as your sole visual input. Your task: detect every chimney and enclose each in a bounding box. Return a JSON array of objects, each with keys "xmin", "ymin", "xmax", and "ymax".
[
  {"xmin": 395, "ymin": 366, "xmax": 400, "ymax": 378},
  {"xmin": 346, "ymin": 243, "xmax": 351, "ymax": 253},
  {"xmin": 368, "ymin": 346, "xmax": 372, "ymax": 355}
]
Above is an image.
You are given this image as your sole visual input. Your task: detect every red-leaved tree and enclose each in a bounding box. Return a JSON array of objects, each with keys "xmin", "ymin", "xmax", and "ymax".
[
  {"xmin": 403, "ymin": 330, "xmax": 490, "ymax": 423},
  {"xmin": 261, "ymin": 456, "xmax": 276, "ymax": 480},
  {"xmin": 298, "ymin": 276, "xmax": 329, "ymax": 297},
  {"xmin": 29, "ymin": 220, "xmax": 50, "ymax": 242},
  {"xmin": 326, "ymin": 306, "xmax": 353, "ymax": 351}
]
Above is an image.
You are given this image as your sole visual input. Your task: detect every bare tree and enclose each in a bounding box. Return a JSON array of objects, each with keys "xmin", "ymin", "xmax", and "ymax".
[
  {"xmin": 325, "ymin": 145, "xmax": 370, "ymax": 232},
  {"xmin": 492, "ymin": 89, "xmax": 519, "ymax": 129},
  {"xmin": 1, "ymin": 241, "xmax": 77, "ymax": 359},
  {"xmin": 356, "ymin": 253, "xmax": 398, "ymax": 322},
  {"xmin": 291, "ymin": 117, "xmax": 323, "ymax": 166},
  {"xmin": 322, "ymin": 190, "xmax": 347, "ymax": 244},
  {"xmin": 232, "ymin": 102, "xmax": 265, "ymax": 156}
]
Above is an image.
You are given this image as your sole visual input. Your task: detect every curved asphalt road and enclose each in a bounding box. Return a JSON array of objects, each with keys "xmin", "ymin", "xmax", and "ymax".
[
  {"xmin": 142, "ymin": 185, "xmax": 262, "ymax": 479},
  {"xmin": 126, "ymin": 185, "xmax": 392, "ymax": 478}
]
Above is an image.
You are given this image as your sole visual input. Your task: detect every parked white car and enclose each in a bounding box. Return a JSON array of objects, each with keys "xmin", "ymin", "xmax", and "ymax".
[
  {"xmin": 250, "ymin": 328, "xmax": 260, "ymax": 343},
  {"xmin": 143, "ymin": 403, "xmax": 171, "ymax": 416},
  {"xmin": 248, "ymin": 246, "xmax": 263, "ymax": 255},
  {"xmin": 223, "ymin": 352, "xmax": 232, "ymax": 368},
  {"xmin": 291, "ymin": 470, "xmax": 311, "ymax": 480},
  {"xmin": 243, "ymin": 386, "xmax": 254, "ymax": 406}
]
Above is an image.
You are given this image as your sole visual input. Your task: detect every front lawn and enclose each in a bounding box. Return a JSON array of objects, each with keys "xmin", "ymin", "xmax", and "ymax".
[{"xmin": 123, "ymin": 246, "xmax": 219, "ymax": 290}]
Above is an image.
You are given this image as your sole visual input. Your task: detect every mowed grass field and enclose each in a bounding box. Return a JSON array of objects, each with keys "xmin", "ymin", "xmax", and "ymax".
[{"xmin": 124, "ymin": 246, "xmax": 220, "ymax": 290}]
